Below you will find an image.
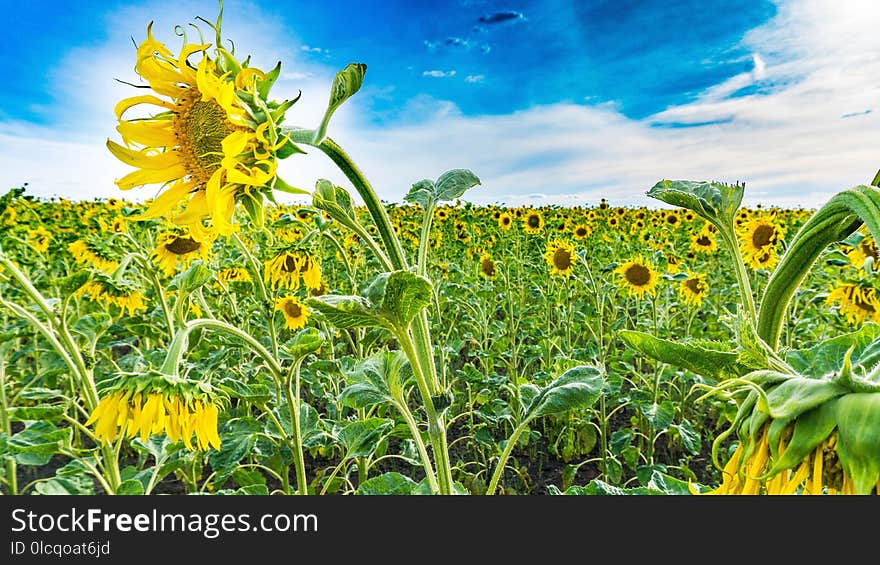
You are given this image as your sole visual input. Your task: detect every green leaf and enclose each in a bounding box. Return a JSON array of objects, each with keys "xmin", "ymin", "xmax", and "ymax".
[
  {"xmin": 313, "ymin": 63, "xmax": 367, "ymax": 144},
  {"xmin": 282, "ymin": 327, "xmax": 324, "ymax": 360},
  {"xmin": 764, "ymin": 401, "xmax": 838, "ymax": 477},
  {"xmin": 643, "ymin": 401, "xmax": 674, "ymax": 431},
  {"xmin": 8, "ymin": 421, "xmax": 69, "ymax": 466},
  {"xmin": 619, "ymin": 330, "xmax": 749, "ymax": 380},
  {"xmin": 337, "ymin": 418, "xmax": 394, "ymax": 459},
  {"xmin": 8, "ymin": 405, "xmax": 66, "ymax": 422},
  {"xmin": 71, "ymin": 313, "xmax": 112, "ymax": 345},
  {"xmin": 306, "ymin": 295, "xmax": 385, "ymax": 330},
  {"xmin": 764, "ymin": 377, "xmax": 848, "ymax": 420},
  {"xmin": 834, "ymin": 392, "xmax": 880, "ymax": 494},
  {"xmin": 672, "ymin": 419, "xmax": 701, "ymax": 455},
  {"xmin": 312, "ymin": 179, "xmax": 358, "ymax": 229},
  {"xmin": 116, "ymin": 479, "xmax": 146, "ymax": 495},
  {"xmin": 404, "ymin": 169, "xmax": 481, "ymax": 209},
  {"xmin": 365, "ymin": 270, "xmax": 434, "ymax": 329},
  {"xmin": 787, "ymin": 323, "xmax": 880, "ymax": 378},
  {"xmin": 524, "ymin": 365, "xmax": 603, "ymax": 422},
  {"xmin": 356, "ymin": 472, "xmax": 417, "ymax": 495},
  {"xmin": 169, "ymin": 260, "xmax": 213, "ymax": 293},
  {"xmin": 647, "ymin": 179, "xmax": 744, "ymax": 228}
]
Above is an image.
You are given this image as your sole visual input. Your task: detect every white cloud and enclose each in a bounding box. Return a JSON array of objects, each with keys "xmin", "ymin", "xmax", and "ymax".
[
  {"xmin": 465, "ymin": 74, "xmax": 485, "ymax": 84},
  {"xmin": 422, "ymin": 70, "xmax": 457, "ymax": 78}
]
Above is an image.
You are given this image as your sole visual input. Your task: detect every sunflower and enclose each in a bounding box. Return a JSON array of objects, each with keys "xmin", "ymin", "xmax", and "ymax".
[
  {"xmin": 107, "ymin": 19, "xmax": 295, "ymax": 240},
  {"xmin": 216, "ymin": 267, "xmax": 252, "ymax": 286},
  {"xmin": 275, "ymin": 296, "xmax": 311, "ymax": 330},
  {"xmin": 86, "ymin": 388, "xmax": 222, "ymax": 451},
  {"xmin": 299, "ymin": 255, "xmax": 323, "ymax": 291},
  {"xmin": 690, "ymin": 228, "xmax": 718, "ymax": 255},
  {"xmin": 544, "ymin": 240, "xmax": 575, "ymax": 277},
  {"xmin": 845, "ymin": 235, "xmax": 878, "ymax": 269},
  {"xmin": 479, "ymin": 253, "xmax": 497, "ymax": 280},
  {"xmin": 77, "ymin": 276, "xmax": 147, "ymax": 316},
  {"xmin": 497, "ymin": 212, "xmax": 513, "ymax": 231},
  {"xmin": 615, "ymin": 256, "xmax": 659, "ymax": 299},
  {"xmin": 678, "ymin": 272, "xmax": 708, "ymax": 307},
  {"xmin": 68, "ymin": 239, "xmax": 119, "ymax": 273},
  {"xmin": 739, "ymin": 215, "xmax": 785, "ymax": 270},
  {"xmin": 27, "ymin": 226, "xmax": 51, "ymax": 252},
  {"xmin": 151, "ymin": 229, "xmax": 213, "ymax": 277},
  {"xmin": 572, "ymin": 224, "xmax": 591, "ymax": 240},
  {"xmin": 264, "ymin": 250, "xmax": 303, "ymax": 291},
  {"xmin": 522, "ymin": 211, "xmax": 544, "ymax": 234},
  {"xmin": 826, "ymin": 282, "xmax": 880, "ymax": 325},
  {"xmin": 665, "ymin": 254, "xmax": 680, "ymax": 274}
]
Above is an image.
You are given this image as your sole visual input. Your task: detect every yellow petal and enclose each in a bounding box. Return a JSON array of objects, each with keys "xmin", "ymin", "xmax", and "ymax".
[
  {"xmin": 114, "ymin": 95, "xmax": 175, "ymax": 120},
  {"xmin": 115, "ymin": 163, "xmax": 187, "ymax": 190},
  {"xmin": 136, "ymin": 179, "xmax": 195, "ymax": 220},
  {"xmin": 107, "ymin": 140, "xmax": 181, "ymax": 170},
  {"xmin": 116, "ymin": 120, "xmax": 176, "ymax": 148}
]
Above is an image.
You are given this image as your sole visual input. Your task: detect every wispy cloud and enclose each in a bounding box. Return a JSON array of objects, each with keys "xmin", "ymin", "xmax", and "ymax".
[
  {"xmin": 465, "ymin": 74, "xmax": 485, "ymax": 84},
  {"xmin": 422, "ymin": 69, "xmax": 457, "ymax": 78}
]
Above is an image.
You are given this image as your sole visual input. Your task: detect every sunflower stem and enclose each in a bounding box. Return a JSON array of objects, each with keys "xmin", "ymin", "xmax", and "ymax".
[{"xmin": 718, "ymin": 224, "xmax": 758, "ymax": 325}]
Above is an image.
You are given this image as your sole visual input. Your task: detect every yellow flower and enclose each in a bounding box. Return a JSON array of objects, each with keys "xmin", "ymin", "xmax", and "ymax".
[
  {"xmin": 478, "ymin": 253, "xmax": 497, "ymax": 280},
  {"xmin": 27, "ymin": 226, "xmax": 51, "ymax": 252},
  {"xmin": 826, "ymin": 282, "xmax": 880, "ymax": 325},
  {"xmin": 68, "ymin": 239, "xmax": 119, "ymax": 273},
  {"xmin": 544, "ymin": 240, "xmax": 575, "ymax": 277},
  {"xmin": 615, "ymin": 255, "xmax": 659, "ymax": 299},
  {"xmin": 572, "ymin": 224, "xmax": 591, "ymax": 240},
  {"xmin": 264, "ymin": 251, "xmax": 303, "ymax": 291},
  {"xmin": 299, "ymin": 255, "xmax": 323, "ymax": 291},
  {"xmin": 522, "ymin": 211, "xmax": 544, "ymax": 234},
  {"xmin": 275, "ymin": 296, "xmax": 310, "ymax": 330},
  {"xmin": 77, "ymin": 277, "xmax": 147, "ymax": 316},
  {"xmin": 151, "ymin": 230, "xmax": 213, "ymax": 277},
  {"xmin": 678, "ymin": 272, "xmax": 708, "ymax": 307},
  {"xmin": 216, "ymin": 267, "xmax": 252, "ymax": 286},
  {"xmin": 497, "ymin": 212, "xmax": 513, "ymax": 231},
  {"xmin": 689, "ymin": 227, "xmax": 718, "ymax": 255},
  {"xmin": 86, "ymin": 390, "xmax": 221, "ymax": 451},
  {"xmin": 107, "ymin": 20, "xmax": 291, "ymax": 240},
  {"xmin": 844, "ymin": 235, "xmax": 878, "ymax": 269},
  {"xmin": 739, "ymin": 215, "xmax": 785, "ymax": 270}
]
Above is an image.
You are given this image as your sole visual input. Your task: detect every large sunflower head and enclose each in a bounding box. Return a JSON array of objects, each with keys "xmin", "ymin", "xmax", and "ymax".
[
  {"xmin": 479, "ymin": 253, "xmax": 497, "ymax": 280},
  {"xmin": 739, "ymin": 214, "xmax": 785, "ymax": 270},
  {"xmin": 107, "ymin": 15, "xmax": 300, "ymax": 240},
  {"xmin": 689, "ymin": 226, "xmax": 718, "ymax": 255},
  {"xmin": 544, "ymin": 240, "xmax": 576, "ymax": 277},
  {"xmin": 522, "ymin": 210, "xmax": 544, "ymax": 234},
  {"xmin": 615, "ymin": 255, "xmax": 659, "ymax": 299},
  {"xmin": 77, "ymin": 274, "xmax": 148, "ymax": 317}
]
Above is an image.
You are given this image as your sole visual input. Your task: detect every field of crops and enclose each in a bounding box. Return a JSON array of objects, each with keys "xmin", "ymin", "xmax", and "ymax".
[
  {"xmin": 4, "ymin": 180, "xmax": 880, "ymax": 496},
  {"xmin": 3, "ymin": 5, "xmax": 880, "ymax": 498}
]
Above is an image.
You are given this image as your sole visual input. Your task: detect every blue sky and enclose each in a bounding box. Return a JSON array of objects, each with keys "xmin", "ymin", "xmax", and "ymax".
[{"xmin": 1, "ymin": 0, "xmax": 879, "ymax": 208}]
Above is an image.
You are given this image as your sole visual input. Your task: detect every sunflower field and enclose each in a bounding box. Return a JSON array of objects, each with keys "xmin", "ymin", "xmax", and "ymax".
[{"xmin": 3, "ymin": 8, "xmax": 880, "ymax": 497}]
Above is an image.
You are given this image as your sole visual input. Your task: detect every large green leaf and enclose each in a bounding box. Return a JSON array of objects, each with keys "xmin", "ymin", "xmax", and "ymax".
[
  {"xmin": 524, "ymin": 366, "xmax": 603, "ymax": 422},
  {"xmin": 365, "ymin": 270, "xmax": 433, "ymax": 329},
  {"xmin": 787, "ymin": 323, "xmax": 880, "ymax": 378},
  {"xmin": 312, "ymin": 179, "xmax": 359, "ymax": 229},
  {"xmin": 764, "ymin": 377, "xmax": 848, "ymax": 419},
  {"xmin": 337, "ymin": 418, "xmax": 395, "ymax": 459},
  {"xmin": 619, "ymin": 330, "xmax": 749, "ymax": 380},
  {"xmin": 647, "ymin": 179, "xmax": 744, "ymax": 228},
  {"xmin": 307, "ymin": 295, "xmax": 385, "ymax": 330}
]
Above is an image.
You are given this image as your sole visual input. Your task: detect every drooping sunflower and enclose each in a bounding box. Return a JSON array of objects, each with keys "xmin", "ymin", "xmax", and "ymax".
[
  {"xmin": 522, "ymin": 210, "xmax": 544, "ymax": 234},
  {"xmin": 826, "ymin": 282, "xmax": 880, "ymax": 326},
  {"xmin": 68, "ymin": 239, "xmax": 119, "ymax": 273},
  {"xmin": 615, "ymin": 256, "xmax": 659, "ymax": 299},
  {"xmin": 665, "ymin": 254, "xmax": 681, "ymax": 274},
  {"xmin": 86, "ymin": 379, "xmax": 224, "ymax": 451},
  {"xmin": 739, "ymin": 214, "xmax": 785, "ymax": 270},
  {"xmin": 264, "ymin": 250, "xmax": 303, "ymax": 291},
  {"xmin": 544, "ymin": 240, "xmax": 575, "ymax": 277},
  {"xmin": 107, "ymin": 18, "xmax": 298, "ymax": 240},
  {"xmin": 678, "ymin": 272, "xmax": 708, "ymax": 307},
  {"xmin": 216, "ymin": 267, "xmax": 252, "ymax": 286},
  {"xmin": 275, "ymin": 296, "xmax": 311, "ymax": 330},
  {"xmin": 478, "ymin": 253, "xmax": 497, "ymax": 280},
  {"xmin": 151, "ymin": 229, "xmax": 213, "ymax": 277},
  {"xmin": 77, "ymin": 276, "xmax": 147, "ymax": 316}
]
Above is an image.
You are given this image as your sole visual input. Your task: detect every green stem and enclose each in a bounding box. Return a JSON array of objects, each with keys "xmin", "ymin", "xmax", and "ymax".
[
  {"xmin": 284, "ymin": 357, "xmax": 309, "ymax": 495},
  {"xmin": 717, "ymin": 225, "xmax": 757, "ymax": 324},
  {"xmin": 0, "ymin": 356, "xmax": 16, "ymax": 494},
  {"xmin": 485, "ymin": 421, "xmax": 529, "ymax": 495}
]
